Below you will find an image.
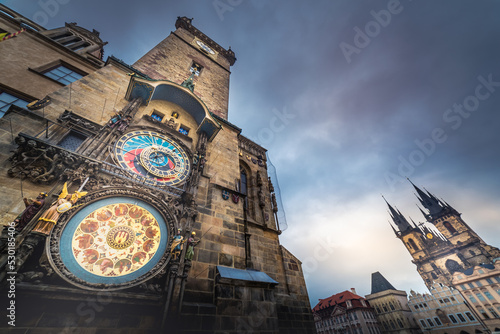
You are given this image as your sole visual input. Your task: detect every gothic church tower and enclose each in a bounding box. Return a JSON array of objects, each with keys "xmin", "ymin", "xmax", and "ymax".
[{"xmin": 386, "ymin": 182, "xmax": 500, "ymax": 289}]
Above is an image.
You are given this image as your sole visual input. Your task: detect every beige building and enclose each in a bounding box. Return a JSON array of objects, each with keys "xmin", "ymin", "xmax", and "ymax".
[
  {"xmin": 366, "ymin": 272, "xmax": 421, "ymax": 334},
  {"xmin": 452, "ymin": 261, "xmax": 500, "ymax": 332},
  {"xmin": 0, "ymin": 4, "xmax": 315, "ymax": 333},
  {"xmin": 408, "ymin": 283, "xmax": 486, "ymax": 333},
  {"xmin": 313, "ymin": 289, "xmax": 381, "ymax": 334}
]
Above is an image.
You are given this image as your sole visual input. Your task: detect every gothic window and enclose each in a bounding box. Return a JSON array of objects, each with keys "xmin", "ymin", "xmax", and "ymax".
[
  {"xmin": 408, "ymin": 238, "xmax": 418, "ymax": 250},
  {"xmin": 397, "ymin": 319, "xmax": 403, "ymax": 328},
  {"xmin": 240, "ymin": 168, "xmax": 247, "ymax": 195},
  {"xmin": 389, "ymin": 320, "xmax": 396, "ymax": 329},
  {"xmin": 389, "ymin": 302, "xmax": 395, "ymax": 310},
  {"xmin": 445, "ymin": 259, "xmax": 464, "ymax": 274},
  {"xmin": 443, "ymin": 221, "xmax": 457, "ymax": 234},
  {"xmin": 43, "ymin": 64, "xmax": 84, "ymax": 85},
  {"xmin": 0, "ymin": 91, "xmax": 30, "ymax": 118},
  {"xmin": 58, "ymin": 130, "xmax": 87, "ymax": 152}
]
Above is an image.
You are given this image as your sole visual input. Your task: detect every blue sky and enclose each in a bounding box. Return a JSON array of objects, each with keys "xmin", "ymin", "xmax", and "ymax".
[{"xmin": 4, "ymin": 0, "xmax": 500, "ymax": 307}]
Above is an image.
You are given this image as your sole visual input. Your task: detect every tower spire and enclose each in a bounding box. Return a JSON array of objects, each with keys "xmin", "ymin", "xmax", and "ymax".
[
  {"xmin": 407, "ymin": 179, "xmax": 443, "ymax": 219},
  {"xmin": 382, "ymin": 195, "xmax": 412, "ymax": 232}
]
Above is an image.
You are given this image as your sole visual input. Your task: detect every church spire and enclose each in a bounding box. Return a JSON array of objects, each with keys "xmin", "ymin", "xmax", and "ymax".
[
  {"xmin": 383, "ymin": 195, "xmax": 412, "ymax": 233},
  {"xmin": 408, "ymin": 179, "xmax": 443, "ymax": 219}
]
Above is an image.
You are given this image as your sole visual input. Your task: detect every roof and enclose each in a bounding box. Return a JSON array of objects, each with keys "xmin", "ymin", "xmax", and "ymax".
[
  {"xmin": 371, "ymin": 271, "xmax": 396, "ymax": 294},
  {"xmin": 312, "ymin": 290, "xmax": 367, "ymax": 312}
]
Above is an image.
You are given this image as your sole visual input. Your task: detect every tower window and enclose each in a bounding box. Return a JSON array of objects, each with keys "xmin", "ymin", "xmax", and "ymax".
[
  {"xmin": 408, "ymin": 238, "xmax": 418, "ymax": 250},
  {"xmin": 43, "ymin": 65, "xmax": 84, "ymax": 85},
  {"xmin": 178, "ymin": 125, "xmax": 190, "ymax": 136},
  {"xmin": 189, "ymin": 62, "xmax": 203, "ymax": 76},
  {"xmin": 240, "ymin": 168, "xmax": 247, "ymax": 195},
  {"xmin": 0, "ymin": 91, "xmax": 30, "ymax": 118},
  {"xmin": 151, "ymin": 110, "xmax": 164, "ymax": 122},
  {"xmin": 443, "ymin": 221, "xmax": 457, "ymax": 234}
]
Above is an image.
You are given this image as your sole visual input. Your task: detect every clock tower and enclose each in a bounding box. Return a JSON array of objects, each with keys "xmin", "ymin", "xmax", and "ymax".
[
  {"xmin": 386, "ymin": 182, "xmax": 500, "ymax": 289},
  {"xmin": 0, "ymin": 9, "xmax": 314, "ymax": 334}
]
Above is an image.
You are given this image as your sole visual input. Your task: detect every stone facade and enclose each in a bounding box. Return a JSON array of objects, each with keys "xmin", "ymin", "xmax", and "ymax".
[
  {"xmin": 365, "ymin": 272, "xmax": 421, "ymax": 334},
  {"xmin": 452, "ymin": 261, "xmax": 500, "ymax": 332},
  {"xmin": 407, "ymin": 283, "xmax": 486, "ymax": 333},
  {"xmin": 0, "ymin": 5, "xmax": 315, "ymax": 333}
]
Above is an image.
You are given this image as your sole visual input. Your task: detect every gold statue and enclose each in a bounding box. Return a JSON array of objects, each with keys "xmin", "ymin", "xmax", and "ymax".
[{"xmin": 32, "ymin": 183, "xmax": 87, "ymax": 235}]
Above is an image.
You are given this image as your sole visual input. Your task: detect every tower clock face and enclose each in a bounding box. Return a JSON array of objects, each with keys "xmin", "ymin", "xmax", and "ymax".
[
  {"xmin": 114, "ymin": 130, "xmax": 190, "ymax": 186},
  {"xmin": 196, "ymin": 40, "xmax": 215, "ymax": 55}
]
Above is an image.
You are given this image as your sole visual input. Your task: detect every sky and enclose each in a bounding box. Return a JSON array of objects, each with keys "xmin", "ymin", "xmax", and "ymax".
[{"xmin": 4, "ymin": 0, "xmax": 500, "ymax": 308}]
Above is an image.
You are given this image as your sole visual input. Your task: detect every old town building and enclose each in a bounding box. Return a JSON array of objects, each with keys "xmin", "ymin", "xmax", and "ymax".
[
  {"xmin": 313, "ymin": 289, "xmax": 381, "ymax": 334},
  {"xmin": 407, "ymin": 283, "xmax": 486, "ymax": 333},
  {"xmin": 385, "ymin": 181, "xmax": 500, "ymax": 290},
  {"xmin": 365, "ymin": 272, "xmax": 421, "ymax": 334},
  {"xmin": 0, "ymin": 4, "xmax": 315, "ymax": 333},
  {"xmin": 452, "ymin": 261, "xmax": 500, "ymax": 332}
]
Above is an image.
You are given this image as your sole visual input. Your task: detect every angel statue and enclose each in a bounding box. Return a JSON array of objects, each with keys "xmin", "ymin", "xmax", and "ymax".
[{"xmin": 32, "ymin": 182, "xmax": 87, "ymax": 235}]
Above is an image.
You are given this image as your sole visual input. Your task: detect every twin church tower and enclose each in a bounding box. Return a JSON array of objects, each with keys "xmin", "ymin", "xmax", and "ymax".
[{"xmin": 386, "ymin": 181, "xmax": 500, "ymax": 289}]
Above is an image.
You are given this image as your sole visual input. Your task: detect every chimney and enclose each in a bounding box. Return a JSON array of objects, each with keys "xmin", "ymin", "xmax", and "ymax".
[{"xmin": 351, "ymin": 288, "xmax": 357, "ymax": 295}]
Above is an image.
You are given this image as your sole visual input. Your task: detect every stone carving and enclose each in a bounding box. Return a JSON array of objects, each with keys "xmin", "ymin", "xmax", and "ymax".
[
  {"xmin": 14, "ymin": 192, "xmax": 48, "ymax": 232},
  {"xmin": 185, "ymin": 231, "xmax": 200, "ymax": 261},
  {"xmin": 8, "ymin": 135, "xmax": 82, "ymax": 184},
  {"xmin": 170, "ymin": 229, "xmax": 184, "ymax": 261}
]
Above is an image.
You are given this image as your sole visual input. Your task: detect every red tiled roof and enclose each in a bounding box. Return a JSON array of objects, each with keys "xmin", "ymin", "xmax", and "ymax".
[{"xmin": 312, "ymin": 290, "xmax": 368, "ymax": 312}]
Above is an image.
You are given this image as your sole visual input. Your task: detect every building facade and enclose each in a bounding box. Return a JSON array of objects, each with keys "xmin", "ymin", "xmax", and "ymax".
[
  {"xmin": 0, "ymin": 4, "xmax": 315, "ymax": 333},
  {"xmin": 313, "ymin": 289, "xmax": 381, "ymax": 334},
  {"xmin": 452, "ymin": 261, "xmax": 500, "ymax": 332},
  {"xmin": 407, "ymin": 283, "xmax": 486, "ymax": 333},
  {"xmin": 365, "ymin": 272, "xmax": 421, "ymax": 334},
  {"xmin": 385, "ymin": 181, "xmax": 500, "ymax": 290}
]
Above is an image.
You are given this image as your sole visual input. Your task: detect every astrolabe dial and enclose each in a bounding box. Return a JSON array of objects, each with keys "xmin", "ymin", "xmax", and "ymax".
[
  {"xmin": 114, "ymin": 130, "xmax": 190, "ymax": 186},
  {"xmin": 56, "ymin": 197, "xmax": 170, "ymax": 287}
]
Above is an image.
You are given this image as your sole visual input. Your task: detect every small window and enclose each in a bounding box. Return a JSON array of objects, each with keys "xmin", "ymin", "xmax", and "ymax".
[
  {"xmin": 486, "ymin": 278, "xmax": 494, "ymax": 284},
  {"xmin": 43, "ymin": 65, "xmax": 83, "ymax": 85},
  {"xmin": 468, "ymin": 283, "xmax": 476, "ymax": 288},
  {"xmin": 426, "ymin": 318, "xmax": 434, "ymax": 327},
  {"xmin": 495, "ymin": 276, "xmax": 500, "ymax": 283},
  {"xmin": 480, "ymin": 310, "xmax": 490, "ymax": 319},
  {"xmin": 484, "ymin": 291, "xmax": 494, "ymax": 300},
  {"xmin": 476, "ymin": 280, "xmax": 483, "ymax": 287},
  {"xmin": 470, "ymin": 250, "xmax": 476, "ymax": 256},
  {"xmin": 460, "ymin": 284, "xmax": 467, "ymax": 290},
  {"xmin": 178, "ymin": 125, "xmax": 190, "ymax": 136},
  {"xmin": 457, "ymin": 313, "xmax": 467, "ymax": 323},
  {"xmin": 470, "ymin": 296, "xmax": 477, "ymax": 303},
  {"xmin": 489, "ymin": 308, "xmax": 500, "ymax": 318},
  {"xmin": 443, "ymin": 221, "xmax": 457, "ymax": 234},
  {"xmin": 189, "ymin": 62, "xmax": 203, "ymax": 76},
  {"xmin": 434, "ymin": 317, "xmax": 442, "ymax": 326},
  {"xmin": 476, "ymin": 293, "xmax": 486, "ymax": 302},
  {"xmin": 151, "ymin": 110, "xmax": 164, "ymax": 122},
  {"xmin": 58, "ymin": 130, "xmax": 87, "ymax": 152},
  {"xmin": 465, "ymin": 311, "xmax": 476, "ymax": 321},
  {"xmin": 0, "ymin": 91, "xmax": 30, "ymax": 118},
  {"xmin": 448, "ymin": 314, "xmax": 458, "ymax": 324},
  {"xmin": 419, "ymin": 319, "xmax": 427, "ymax": 328}
]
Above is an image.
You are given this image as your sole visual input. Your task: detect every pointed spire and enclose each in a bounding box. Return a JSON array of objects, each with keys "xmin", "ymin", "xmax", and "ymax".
[
  {"xmin": 371, "ymin": 271, "xmax": 396, "ymax": 294},
  {"xmin": 389, "ymin": 221, "xmax": 399, "ymax": 236},
  {"xmin": 383, "ymin": 195, "xmax": 412, "ymax": 233},
  {"xmin": 407, "ymin": 179, "xmax": 443, "ymax": 218}
]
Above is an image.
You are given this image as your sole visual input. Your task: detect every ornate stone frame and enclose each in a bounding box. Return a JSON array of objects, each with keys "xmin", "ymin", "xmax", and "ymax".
[{"xmin": 47, "ymin": 187, "xmax": 178, "ymax": 291}]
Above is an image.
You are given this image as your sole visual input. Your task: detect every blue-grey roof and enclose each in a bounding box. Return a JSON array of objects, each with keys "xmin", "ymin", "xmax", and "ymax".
[
  {"xmin": 217, "ymin": 266, "xmax": 278, "ymax": 285},
  {"xmin": 371, "ymin": 271, "xmax": 396, "ymax": 294}
]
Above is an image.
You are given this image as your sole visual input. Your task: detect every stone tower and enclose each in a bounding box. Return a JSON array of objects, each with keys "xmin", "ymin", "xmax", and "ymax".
[
  {"xmin": 0, "ymin": 6, "xmax": 314, "ymax": 333},
  {"xmin": 386, "ymin": 181, "xmax": 500, "ymax": 289}
]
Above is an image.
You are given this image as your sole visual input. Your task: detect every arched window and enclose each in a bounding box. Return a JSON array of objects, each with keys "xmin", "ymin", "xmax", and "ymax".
[
  {"xmin": 240, "ymin": 167, "xmax": 247, "ymax": 195},
  {"xmin": 397, "ymin": 319, "xmax": 403, "ymax": 328},
  {"xmin": 408, "ymin": 238, "xmax": 418, "ymax": 250},
  {"xmin": 443, "ymin": 221, "xmax": 457, "ymax": 234},
  {"xmin": 390, "ymin": 320, "xmax": 396, "ymax": 329}
]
